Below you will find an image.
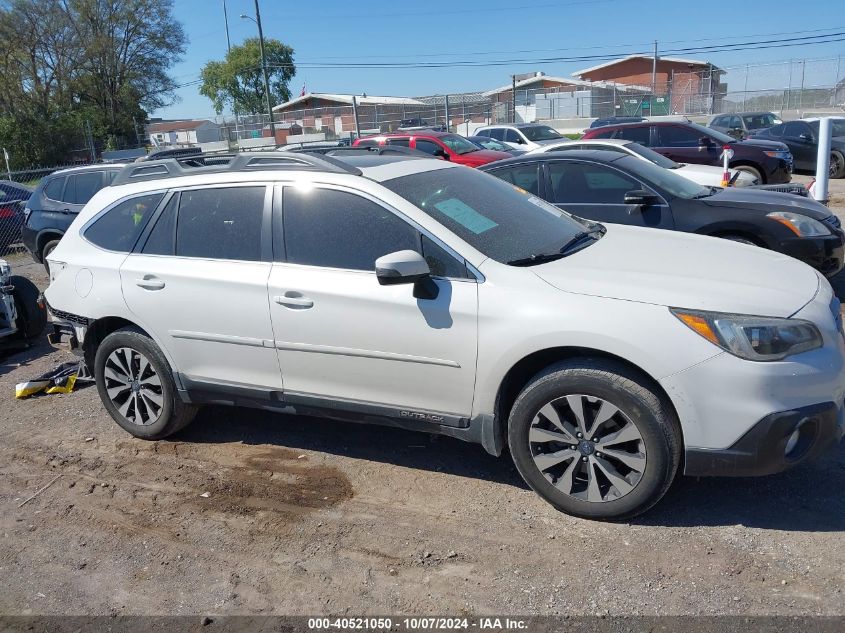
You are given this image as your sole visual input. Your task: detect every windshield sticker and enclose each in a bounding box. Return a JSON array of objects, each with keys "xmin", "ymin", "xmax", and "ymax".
[{"xmin": 433, "ymin": 198, "xmax": 498, "ymax": 234}]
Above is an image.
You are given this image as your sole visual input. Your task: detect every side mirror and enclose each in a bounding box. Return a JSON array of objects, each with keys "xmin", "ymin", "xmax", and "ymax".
[
  {"xmin": 624, "ymin": 189, "xmax": 658, "ymax": 210},
  {"xmin": 375, "ymin": 250, "xmax": 430, "ymax": 286},
  {"xmin": 698, "ymin": 136, "xmax": 714, "ymax": 148},
  {"xmin": 434, "ymin": 148, "xmax": 450, "ymax": 160},
  {"xmin": 512, "ymin": 137, "xmax": 526, "ymax": 145},
  {"xmin": 799, "ymin": 133, "xmax": 813, "ymax": 142}
]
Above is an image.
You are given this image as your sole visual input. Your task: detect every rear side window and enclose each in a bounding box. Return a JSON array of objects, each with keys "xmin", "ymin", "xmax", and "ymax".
[
  {"xmin": 43, "ymin": 176, "xmax": 66, "ymax": 201},
  {"xmin": 141, "ymin": 194, "xmax": 178, "ymax": 255},
  {"xmin": 84, "ymin": 193, "xmax": 163, "ymax": 252},
  {"xmin": 175, "ymin": 187, "xmax": 265, "ymax": 261},
  {"xmin": 475, "ymin": 129, "xmax": 491, "ymax": 138},
  {"xmin": 386, "ymin": 138, "xmax": 410, "ymax": 147},
  {"xmin": 282, "ymin": 187, "xmax": 418, "ymax": 271},
  {"xmin": 65, "ymin": 172, "xmax": 104, "ymax": 204},
  {"xmin": 589, "ymin": 129, "xmax": 615, "ymax": 139}
]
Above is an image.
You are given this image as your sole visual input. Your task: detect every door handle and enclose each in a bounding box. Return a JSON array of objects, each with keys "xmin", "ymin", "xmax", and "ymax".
[
  {"xmin": 135, "ymin": 276, "xmax": 165, "ymax": 290},
  {"xmin": 274, "ymin": 291, "xmax": 314, "ymax": 309},
  {"xmin": 60, "ymin": 208, "xmax": 72, "ymax": 214}
]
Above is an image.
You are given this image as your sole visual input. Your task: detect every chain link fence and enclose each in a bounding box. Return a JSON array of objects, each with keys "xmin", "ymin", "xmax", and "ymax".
[{"xmin": 1, "ymin": 163, "xmax": 92, "ymax": 261}]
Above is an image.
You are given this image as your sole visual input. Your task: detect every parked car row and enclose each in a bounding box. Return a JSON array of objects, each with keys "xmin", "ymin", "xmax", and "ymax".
[{"xmin": 39, "ymin": 146, "xmax": 845, "ymax": 521}]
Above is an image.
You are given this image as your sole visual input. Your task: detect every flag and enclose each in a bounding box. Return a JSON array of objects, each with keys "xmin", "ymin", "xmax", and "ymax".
[{"xmin": 300, "ymin": 83, "xmax": 307, "ymax": 97}]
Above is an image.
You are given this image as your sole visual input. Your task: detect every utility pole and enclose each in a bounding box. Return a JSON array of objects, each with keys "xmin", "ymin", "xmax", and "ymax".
[
  {"xmin": 351, "ymin": 95, "xmax": 362, "ymax": 139},
  {"xmin": 651, "ymin": 40, "xmax": 658, "ymax": 97},
  {"xmin": 511, "ymin": 75, "xmax": 517, "ymax": 123},
  {"xmin": 242, "ymin": 1, "xmax": 275, "ymax": 140},
  {"xmin": 223, "ymin": 0, "xmax": 241, "ymax": 146}
]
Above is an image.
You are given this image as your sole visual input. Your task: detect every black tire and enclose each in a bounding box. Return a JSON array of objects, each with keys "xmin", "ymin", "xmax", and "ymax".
[
  {"xmin": 732, "ymin": 164, "xmax": 762, "ymax": 183},
  {"xmin": 94, "ymin": 327, "xmax": 197, "ymax": 440},
  {"xmin": 830, "ymin": 151, "xmax": 845, "ymax": 179},
  {"xmin": 10, "ymin": 275, "xmax": 47, "ymax": 340},
  {"xmin": 41, "ymin": 239, "xmax": 60, "ymax": 273},
  {"xmin": 507, "ymin": 358, "xmax": 681, "ymax": 520}
]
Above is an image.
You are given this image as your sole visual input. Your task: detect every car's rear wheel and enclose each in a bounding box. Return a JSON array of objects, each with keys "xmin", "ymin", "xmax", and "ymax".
[
  {"xmin": 94, "ymin": 327, "xmax": 197, "ymax": 439},
  {"xmin": 508, "ymin": 359, "xmax": 681, "ymax": 520},
  {"xmin": 830, "ymin": 151, "xmax": 845, "ymax": 179},
  {"xmin": 732, "ymin": 164, "xmax": 762, "ymax": 183},
  {"xmin": 40, "ymin": 239, "xmax": 60, "ymax": 273},
  {"xmin": 10, "ymin": 275, "xmax": 47, "ymax": 340}
]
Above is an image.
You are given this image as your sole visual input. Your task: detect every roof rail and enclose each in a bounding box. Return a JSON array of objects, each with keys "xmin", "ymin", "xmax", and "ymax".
[
  {"xmin": 324, "ymin": 146, "xmax": 430, "ymax": 158},
  {"xmin": 111, "ymin": 151, "xmax": 362, "ymax": 186}
]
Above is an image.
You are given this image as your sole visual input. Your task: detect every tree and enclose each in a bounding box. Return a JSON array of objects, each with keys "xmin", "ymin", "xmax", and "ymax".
[
  {"xmin": 199, "ymin": 38, "xmax": 295, "ymax": 115},
  {"xmin": 0, "ymin": 0, "xmax": 186, "ymax": 167}
]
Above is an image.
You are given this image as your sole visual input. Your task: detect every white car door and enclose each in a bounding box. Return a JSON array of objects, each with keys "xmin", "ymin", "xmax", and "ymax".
[
  {"xmin": 120, "ymin": 184, "xmax": 282, "ymax": 391},
  {"xmin": 268, "ymin": 183, "xmax": 478, "ymax": 422}
]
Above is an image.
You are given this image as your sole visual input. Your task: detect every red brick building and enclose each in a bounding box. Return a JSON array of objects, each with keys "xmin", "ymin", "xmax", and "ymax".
[{"xmin": 572, "ymin": 55, "xmax": 725, "ymax": 114}]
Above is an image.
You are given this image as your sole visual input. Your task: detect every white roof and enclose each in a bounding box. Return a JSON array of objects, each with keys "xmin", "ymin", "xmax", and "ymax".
[
  {"xmin": 573, "ymin": 55, "xmax": 718, "ymax": 78},
  {"xmin": 274, "ymin": 92, "xmax": 424, "ymax": 112},
  {"xmin": 483, "ymin": 75, "xmax": 590, "ymax": 97}
]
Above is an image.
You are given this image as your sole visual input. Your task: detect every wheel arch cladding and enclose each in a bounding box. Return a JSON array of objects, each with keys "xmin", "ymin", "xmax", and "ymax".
[
  {"xmin": 83, "ymin": 317, "xmax": 148, "ymax": 370},
  {"xmin": 490, "ymin": 347, "xmax": 683, "ymax": 456}
]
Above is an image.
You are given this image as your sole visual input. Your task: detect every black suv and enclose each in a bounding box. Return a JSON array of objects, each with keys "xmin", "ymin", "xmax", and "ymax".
[{"xmin": 22, "ymin": 164, "xmax": 124, "ymax": 268}]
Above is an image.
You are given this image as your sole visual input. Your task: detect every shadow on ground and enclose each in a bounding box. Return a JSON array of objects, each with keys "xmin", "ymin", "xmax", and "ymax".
[{"xmin": 177, "ymin": 405, "xmax": 845, "ymax": 532}]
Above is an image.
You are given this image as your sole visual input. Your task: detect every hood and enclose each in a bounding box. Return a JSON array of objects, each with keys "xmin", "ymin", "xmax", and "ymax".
[
  {"xmin": 458, "ymin": 149, "xmax": 514, "ymax": 166},
  {"xmin": 732, "ymin": 137, "xmax": 789, "ymax": 152},
  {"xmin": 530, "ymin": 224, "xmax": 819, "ymax": 317},
  {"xmin": 702, "ymin": 187, "xmax": 832, "ymax": 220}
]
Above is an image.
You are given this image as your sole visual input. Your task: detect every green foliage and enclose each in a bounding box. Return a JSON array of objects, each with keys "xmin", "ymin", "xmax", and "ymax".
[
  {"xmin": 200, "ymin": 38, "xmax": 296, "ymax": 115},
  {"xmin": 0, "ymin": 0, "xmax": 186, "ymax": 168}
]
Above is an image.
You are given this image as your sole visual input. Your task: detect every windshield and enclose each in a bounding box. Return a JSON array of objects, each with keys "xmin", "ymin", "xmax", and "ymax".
[
  {"xmin": 522, "ymin": 125, "xmax": 563, "ymax": 141},
  {"xmin": 439, "ymin": 134, "xmax": 480, "ymax": 155},
  {"xmin": 623, "ymin": 143, "xmax": 679, "ymax": 169},
  {"xmin": 619, "ymin": 156, "xmax": 711, "ymax": 199},
  {"xmin": 382, "ymin": 166, "xmax": 589, "ymax": 264},
  {"xmin": 688, "ymin": 122, "xmax": 734, "ymax": 144},
  {"xmin": 743, "ymin": 113, "xmax": 781, "ymax": 129}
]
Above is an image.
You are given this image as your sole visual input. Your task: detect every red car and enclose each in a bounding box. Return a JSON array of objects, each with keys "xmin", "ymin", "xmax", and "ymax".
[{"xmin": 353, "ymin": 131, "xmax": 511, "ymax": 167}]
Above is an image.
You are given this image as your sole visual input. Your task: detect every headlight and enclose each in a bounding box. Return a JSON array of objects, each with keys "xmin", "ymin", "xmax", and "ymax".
[
  {"xmin": 671, "ymin": 308, "xmax": 822, "ymax": 361},
  {"xmin": 766, "ymin": 211, "xmax": 830, "ymax": 237}
]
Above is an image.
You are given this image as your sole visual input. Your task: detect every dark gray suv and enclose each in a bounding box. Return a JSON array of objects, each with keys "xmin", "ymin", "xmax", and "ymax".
[{"xmin": 21, "ymin": 164, "xmax": 124, "ymax": 269}]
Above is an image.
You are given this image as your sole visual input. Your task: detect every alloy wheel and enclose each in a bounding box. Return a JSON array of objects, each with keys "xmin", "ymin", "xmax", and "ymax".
[
  {"xmin": 103, "ymin": 347, "xmax": 164, "ymax": 426},
  {"xmin": 528, "ymin": 394, "xmax": 646, "ymax": 503},
  {"xmin": 831, "ymin": 154, "xmax": 842, "ymax": 178}
]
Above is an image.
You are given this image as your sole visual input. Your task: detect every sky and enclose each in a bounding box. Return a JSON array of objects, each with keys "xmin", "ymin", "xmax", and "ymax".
[{"xmin": 157, "ymin": 0, "xmax": 845, "ymax": 120}]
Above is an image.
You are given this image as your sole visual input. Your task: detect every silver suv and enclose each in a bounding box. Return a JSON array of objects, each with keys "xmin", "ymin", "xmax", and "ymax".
[{"xmin": 43, "ymin": 151, "xmax": 845, "ymax": 519}]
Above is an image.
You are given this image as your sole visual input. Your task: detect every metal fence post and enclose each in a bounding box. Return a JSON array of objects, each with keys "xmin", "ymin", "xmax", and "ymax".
[
  {"xmin": 351, "ymin": 95, "xmax": 361, "ymax": 139},
  {"xmin": 444, "ymin": 94, "xmax": 450, "ymax": 132}
]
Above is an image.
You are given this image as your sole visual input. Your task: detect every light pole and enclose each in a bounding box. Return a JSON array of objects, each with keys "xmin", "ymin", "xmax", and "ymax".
[{"xmin": 241, "ymin": 0, "xmax": 275, "ymax": 140}]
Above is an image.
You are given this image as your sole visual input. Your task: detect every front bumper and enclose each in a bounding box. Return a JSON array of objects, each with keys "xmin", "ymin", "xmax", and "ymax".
[
  {"xmin": 778, "ymin": 232, "xmax": 845, "ymax": 277},
  {"xmin": 685, "ymin": 401, "xmax": 844, "ymax": 476},
  {"xmin": 764, "ymin": 158, "xmax": 793, "ymax": 184}
]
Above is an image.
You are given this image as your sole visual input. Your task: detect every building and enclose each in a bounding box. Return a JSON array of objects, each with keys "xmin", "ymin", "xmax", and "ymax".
[
  {"xmin": 145, "ymin": 119, "xmax": 223, "ymax": 147},
  {"xmin": 273, "ymin": 93, "xmax": 427, "ymax": 135},
  {"xmin": 572, "ymin": 55, "xmax": 725, "ymax": 115}
]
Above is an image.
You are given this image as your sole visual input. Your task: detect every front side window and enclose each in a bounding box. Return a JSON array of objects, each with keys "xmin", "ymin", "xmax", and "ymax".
[
  {"xmin": 439, "ymin": 135, "xmax": 479, "ymax": 155},
  {"xmin": 783, "ymin": 121, "xmax": 812, "ymax": 139},
  {"xmin": 414, "ymin": 139, "xmax": 443, "ymax": 156},
  {"xmin": 176, "ymin": 186, "xmax": 265, "ymax": 261},
  {"xmin": 521, "ymin": 125, "xmax": 563, "ymax": 141},
  {"xmin": 489, "ymin": 163, "xmax": 541, "ymax": 196},
  {"xmin": 504, "ymin": 129, "xmax": 522, "ymax": 143},
  {"xmin": 616, "ymin": 126, "xmax": 651, "ymax": 145},
  {"xmin": 84, "ymin": 193, "xmax": 163, "ymax": 252},
  {"xmin": 657, "ymin": 126, "xmax": 703, "ymax": 147},
  {"xmin": 383, "ymin": 166, "xmax": 587, "ymax": 265},
  {"xmin": 488, "ymin": 128, "xmax": 505, "ymax": 141},
  {"xmin": 282, "ymin": 187, "xmax": 418, "ymax": 271},
  {"xmin": 547, "ymin": 161, "xmax": 638, "ymax": 204}
]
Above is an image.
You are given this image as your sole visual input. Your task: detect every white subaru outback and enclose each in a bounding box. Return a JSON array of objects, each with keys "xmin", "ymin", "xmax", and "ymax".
[{"xmin": 43, "ymin": 151, "xmax": 845, "ymax": 519}]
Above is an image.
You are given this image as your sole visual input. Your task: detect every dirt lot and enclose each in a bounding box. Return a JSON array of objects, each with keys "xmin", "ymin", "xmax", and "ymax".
[{"xmin": 1, "ymin": 184, "xmax": 845, "ymax": 617}]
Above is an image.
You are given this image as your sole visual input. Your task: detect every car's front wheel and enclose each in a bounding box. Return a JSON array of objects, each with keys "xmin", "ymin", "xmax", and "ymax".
[
  {"xmin": 94, "ymin": 327, "xmax": 197, "ymax": 439},
  {"xmin": 508, "ymin": 359, "xmax": 681, "ymax": 520}
]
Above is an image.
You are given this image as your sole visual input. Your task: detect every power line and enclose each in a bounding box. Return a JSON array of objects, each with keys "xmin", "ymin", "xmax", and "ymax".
[{"xmin": 265, "ymin": 32, "xmax": 845, "ymax": 70}]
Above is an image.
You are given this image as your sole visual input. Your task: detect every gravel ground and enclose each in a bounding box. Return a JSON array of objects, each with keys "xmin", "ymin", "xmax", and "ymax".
[{"xmin": 1, "ymin": 184, "xmax": 844, "ymax": 617}]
